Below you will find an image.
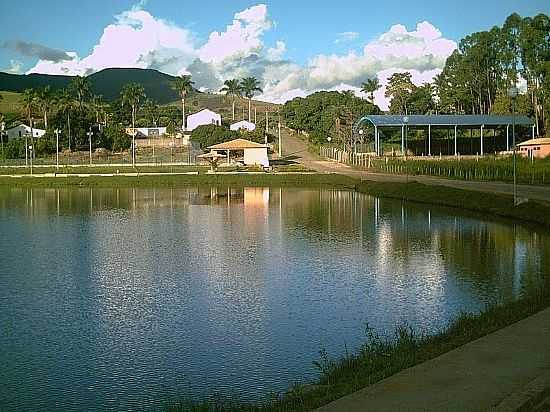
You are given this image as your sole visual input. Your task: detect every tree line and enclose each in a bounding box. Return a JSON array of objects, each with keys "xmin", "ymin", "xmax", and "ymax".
[{"xmin": 1, "ymin": 73, "xmax": 266, "ymax": 159}]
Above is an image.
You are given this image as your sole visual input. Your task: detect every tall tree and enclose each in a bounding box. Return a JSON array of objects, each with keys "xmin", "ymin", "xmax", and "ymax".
[
  {"xmin": 240, "ymin": 77, "xmax": 263, "ymax": 122},
  {"xmin": 21, "ymin": 89, "xmax": 36, "ymax": 161},
  {"xmin": 171, "ymin": 75, "xmax": 194, "ymax": 132},
  {"xmin": 360, "ymin": 78, "xmax": 380, "ymax": 103},
  {"xmin": 90, "ymin": 95, "xmax": 105, "ymax": 124},
  {"xmin": 144, "ymin": 99, "xmax": 160, "ymax": 127},
  {"xmin": 36, "ymin": 86, "xmax": 55, "ymax": 129},
  {"xmin": 220, "ymin": 79, "xmax": 242, "ymax": 121},
  {"xmin": 120, "ymin": 83, "xmax": 146, "ymax": 166},
  {"xmin": 57, "ymin": 89, "xmax": 74, "ymax": 150},
  {"xmin": 70, "ymin": 76, "xmax": 91, "ymax": 110},
  {"xmin": 385, "ymin": 72, "xmax": 416, "ymax": 114}
]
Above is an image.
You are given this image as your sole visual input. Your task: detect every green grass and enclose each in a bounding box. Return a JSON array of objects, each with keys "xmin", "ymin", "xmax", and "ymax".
[
  {"xmin": 0, "ymin": 91, "xmax": 22, "ymax": 114},
  {"xmin": 344, "ymin": 155, "xmax": 550, "ymax": 186},
  {"xmin": 165, "ymin": 285, "xmax": 550, "ymax": 412}
]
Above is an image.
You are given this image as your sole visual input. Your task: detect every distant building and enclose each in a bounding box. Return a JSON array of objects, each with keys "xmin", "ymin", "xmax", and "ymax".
[
  {"xmin": 230, "ymin": 120, "xmax": 256, "ymax": 132},
  {"xmin": 6, "ymin": 124, "xmax": 46, "ymax": 140},
  {"xmin": 186, "ymin": 109, "xmax": 221, "ymax": 132},
  {"xmin": 125, "ymin": 127, "xmax": 167, "ymax": 138},
  {"xmin": 518, "ymin": 138, "xmax": 550, "ymax": 159},
  {"xmin": 208, "ymin": 138, "xmax": 269, "ymax": 167}
]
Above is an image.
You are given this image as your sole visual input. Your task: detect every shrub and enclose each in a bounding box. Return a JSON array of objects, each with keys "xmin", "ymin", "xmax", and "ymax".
[{"xmin": 190, "ymin": 124, "xmax": 239, "ymax": 149}]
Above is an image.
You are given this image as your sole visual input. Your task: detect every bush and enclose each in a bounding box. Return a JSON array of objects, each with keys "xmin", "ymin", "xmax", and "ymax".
[
  {"xmin": 190, "ymin": 124, "xmax": 239, "ymax": 149},
  {"xmin": 35, "ymin": 134, "xmax": 56, "ymax": 156},
  {"xmin": 1, "ymin": 138, "xmax": 25, "ymax": 159},
  {"xmin": 108, "ymin": 124, "xmax": 131, "ymax": 152}
]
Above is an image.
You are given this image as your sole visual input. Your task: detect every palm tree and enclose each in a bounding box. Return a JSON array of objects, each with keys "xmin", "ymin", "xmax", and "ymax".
[
  {"xmin": 37, "ymin": 86, "xmax": 55, "ymax": 129},
  {"xmin": 171, "ymin": 75, "xmax": 194, "ymax": 132},
  {"xmin": 21, "ymin": 89, "xmax": 37, "ymax": 165},
  {"xmin": 90, "ymin": 95, "xmax": 104, "ymax": 124},
  {"xmin": 70, "ymin": 76, "xmax": 91, "ymax": 110},
  {"xmin": 240, "ymin": 77, "xmax": 263, "ymax": 122},
  {"xmin": 57, "ymin": 89, "xmax": 75, "ymax": 151},
  {"xmin": 144, "ymin": 99, "xmax": 160, "ymax": 126},
  {"xmin": 121, "ymin": 83, "xmax": 146, "ymax": 167},
  {"xmin": 361, "ymin": 78, "xmax": 380, "ymax": 103},
  {"xmin": 220, "ymin": 79, "xmax": 242, "ymax": 121}
]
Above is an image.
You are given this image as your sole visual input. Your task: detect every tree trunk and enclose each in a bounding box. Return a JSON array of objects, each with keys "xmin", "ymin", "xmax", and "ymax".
[
  {"xmin": 232, "ymin": 99, "xmax": 235, "ymax": 121},
  {"xmin": 248, "ymin": 98, "xmax": 252, "ymax": 122},
  {"xmin": 182, "ymin": 98, "xmax": 186, "ymax": 132},
  {"xmin": 132, "ymin": 106, "xmax": 136, "ymax": 167},
  {"xmin": 67, "ymin": 111, "xmax": 72, "ymax": 151},
  {"xmin": 44, "ymin": 111, "xmax": 48, "ymax": 129}
]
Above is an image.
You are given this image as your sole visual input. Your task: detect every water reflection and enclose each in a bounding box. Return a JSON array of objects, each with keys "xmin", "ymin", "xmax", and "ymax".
[{"xmin": 0, "ymin": 186, "xmax": 548, "ymax": 411}]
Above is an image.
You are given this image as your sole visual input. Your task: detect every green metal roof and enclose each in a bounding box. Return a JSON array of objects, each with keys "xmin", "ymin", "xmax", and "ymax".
[{"xmin": 356, "ymin": 115, "xmax": 535, "ymax": 128}]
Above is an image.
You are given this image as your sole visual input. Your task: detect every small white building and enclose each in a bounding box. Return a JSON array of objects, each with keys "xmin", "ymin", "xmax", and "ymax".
[
  {"xmin": 186, "ymin": 109, "xmax": 222, "ymax": 132},
  {"xmin": 6, "ymin": 124, "xmax": 46, "ymax": 140},
  {"xmin": 126, "ymin": 127, "xmax": 167, "ymax": 138},
  {"xmin": 230, "ymin": 120, "xmax": 256, "ymax": 132},
  {"xmin": 208, "ymin": 138, "xmax": 269, "ymax": 167}
]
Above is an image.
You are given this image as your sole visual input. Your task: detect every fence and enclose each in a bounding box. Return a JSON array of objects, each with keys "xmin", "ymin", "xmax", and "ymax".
[{"xmin": 320, "ymin": 146, "xmax": 550, "ymax": 186}]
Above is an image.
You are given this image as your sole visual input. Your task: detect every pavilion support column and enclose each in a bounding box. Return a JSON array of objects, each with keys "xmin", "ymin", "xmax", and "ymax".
[
  {"xmin": 374, "ymin": 125, "xmax": 378, "ymax": 156},
  {"xmin": 506, "ymin": 125, "xmax": 510, "ymax": 151},
  {"xmin": 428, "ymin": 124, "xmax": 432, "ymax": 156},
  {"xmin": 480, "ymin": 125, "xmax": 484, "ymax": 156},
  {"xmin": 401, "ymin": 124, "xmax": 405, "ymax": 155},
  {"xmin": 532, "ymin": 125, "xmax": 536, "ymax": 139},
  {"xmin": 454, "ymin": 125, "xmax": 458, "ymax": 156}
]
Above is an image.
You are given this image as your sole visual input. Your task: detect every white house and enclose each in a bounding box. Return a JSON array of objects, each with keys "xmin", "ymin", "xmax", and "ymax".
[
  {"xmin": 186, "ymin": 109, "xmax": 222, "ymax": 132},
  {"xmin": 230, "ymin": 120, "xmax": 256, "ymax": 132},
  {"xmin": 6, "ymin": 124, "xmax": 46, "ymax": 140},
  {"xmin": 125, "ymin": 127, "xmax": 167, "ymax": 138}
]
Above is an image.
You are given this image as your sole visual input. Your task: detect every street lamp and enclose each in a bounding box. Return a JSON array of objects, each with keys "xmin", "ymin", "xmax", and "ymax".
[
  {"xmin": 507, "ymin": 87, "xmax": 518, "ymax": 205},
  {"xmin": 0, "ymin": 121, "xmax": 5, "ymax": 156},
  {"xmin": 87, "ymin": 126, "xmax": 93, "ymax": 166},
  {"xmin": 55, "ymin": 129, "xmax": 61, "ymax": 170},
  {"xmin": 403, "ymin": 116, "xmax": 410, "ymax": 183},
  {"xmin": 28, "ymin": 145, "xmax": 33, "ymax": 175}
]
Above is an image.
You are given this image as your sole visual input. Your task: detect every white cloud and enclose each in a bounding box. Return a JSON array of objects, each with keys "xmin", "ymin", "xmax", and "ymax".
[
  {"xmin": 267, "ymin": 41, "xmax": 286, "ymax": 61},
  {"xmin": 26, "ymin": 4, "xmax": 456, "ymax": 111},
  {"xmin": 28, "ymin": 8, "xmax": 197, "ymax": 76},
  {"xmin": 335, "ymin": 31, "xmax": 359, "ymax": 44},
  {"xmin": 199, "ymin": 4, "xmax": 272, "ymax": 64},
  {"xmin": 4, "ymin": 59, "xmax": 24, "ymax": 74}
]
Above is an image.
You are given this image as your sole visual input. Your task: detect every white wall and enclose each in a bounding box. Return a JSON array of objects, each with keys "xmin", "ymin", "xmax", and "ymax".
[
  {"xmin": 230, "ymin": 121, "xmax": 256, "ymax": 131},
  {"xmin": 6, "ymin": 124, "xmax": 46, "ymax": 140},
  {"xmin": 244, "ymin": 147, "xmax": 269, "ymax": 167},
  {"xmin": 186, "ymin": 109, "xmax": 222, "ymax": 132}
]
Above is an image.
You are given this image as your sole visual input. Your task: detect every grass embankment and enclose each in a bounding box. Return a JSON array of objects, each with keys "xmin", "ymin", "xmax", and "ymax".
[
  {"xmin": 355, "ymin": 180, "xmax": 550, "ymax": 229},
  {"xmin": 167, "ymin": 287, "xmax": 550, "ymax": 412},
  {"xmin": 0, "ymin": 172, "xmax": 354, "ymax": 189},
  {"xmin": 356, "ymin": 156, "xmax": 550, "ymax": 186}
]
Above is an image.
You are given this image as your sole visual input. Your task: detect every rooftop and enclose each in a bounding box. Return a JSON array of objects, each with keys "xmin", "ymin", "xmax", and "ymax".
[
  {"xmin": 209, "ymin": 138, "xmax": 267, "ymax": 150},
  {"xmin": 356, "ymin": 114, "xmax": 535, "ymax": 127},
  {"xmin": 517, "ymin": 137, "xmax": 550, "ymax": 146}
]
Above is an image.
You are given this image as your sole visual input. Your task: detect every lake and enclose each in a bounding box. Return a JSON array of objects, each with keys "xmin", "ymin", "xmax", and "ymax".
[{"xmin": 1, "ymin": 186, "xmax": 548, "ymax": 411}]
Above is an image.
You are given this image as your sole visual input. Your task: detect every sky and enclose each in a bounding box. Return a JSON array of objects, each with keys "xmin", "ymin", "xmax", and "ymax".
[{"xmin": 0, "ymin": 0, "xmax": 548, "ymax": 109}]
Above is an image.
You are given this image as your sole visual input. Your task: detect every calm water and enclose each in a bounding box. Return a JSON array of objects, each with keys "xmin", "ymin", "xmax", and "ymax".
[{"xmin": 1, "ymin": 186, "xmax": 549, "ymax": 411}]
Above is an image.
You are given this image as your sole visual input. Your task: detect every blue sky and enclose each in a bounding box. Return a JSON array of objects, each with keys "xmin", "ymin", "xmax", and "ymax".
[{"xmin": 1, "ymin": 0, "xmax": 548, "ymax": 106}]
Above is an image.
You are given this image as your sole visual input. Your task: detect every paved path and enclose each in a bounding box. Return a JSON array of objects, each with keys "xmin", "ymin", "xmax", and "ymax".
[
  {"xmin": 316, "ymin": 308, "xmax": 550, "ymax": 412},
  {"xmin": 280, "ymin": 129, "xmax": 550, "ymax": 204}
]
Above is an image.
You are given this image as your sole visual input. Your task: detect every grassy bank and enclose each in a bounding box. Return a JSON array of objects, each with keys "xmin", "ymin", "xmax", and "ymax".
[
  {"xmin": 0, "ymin": 172, "xmax": 356, "ymax": 189},
  {"xmin": 167, "ymin": 286, "xmax": 550, "ymax": 412},
  {"xmin": 355, "ymin": 180, "xmax": 550, "ymax": 229}
]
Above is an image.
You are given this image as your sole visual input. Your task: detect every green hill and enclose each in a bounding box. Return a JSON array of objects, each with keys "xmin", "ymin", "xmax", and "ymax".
[{"xmin": 0, "ymin": 68, "xmax": 180, "ymax": 104}]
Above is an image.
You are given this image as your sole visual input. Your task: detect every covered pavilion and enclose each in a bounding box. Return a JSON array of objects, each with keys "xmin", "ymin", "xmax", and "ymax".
[
  {"xmin": 354, "ymin": 115, "xmax": 536, "ymax": 156},
  {"xmin": 207, "ymin": 138, "xmax": 270, "ymax": 167}
]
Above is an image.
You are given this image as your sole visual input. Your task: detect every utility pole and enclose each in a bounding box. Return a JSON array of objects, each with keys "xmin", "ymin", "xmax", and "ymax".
[
  {"xmin": 278, "ymin": 114, "xmax": 282, "ymax": 158},
  {"xmin": 55, "ymin": 129, "xmax": 60, "ymax": 170},
  {"xmin": 87, "ymin": 126, "xmax": 93, "ymax": 166},
  {"xmin": 266, "ymin": 111, "xmax": 269, "ymax": 133}
]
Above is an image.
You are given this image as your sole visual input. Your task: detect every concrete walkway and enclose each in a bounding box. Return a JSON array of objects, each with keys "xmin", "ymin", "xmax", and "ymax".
[
  {"xmin": 280, "ymin": 129, "xmax": 550, "ymax": 204},
  {"xmin": 316, "ymin": 308, "xmax": 550, "ymax": 412}
]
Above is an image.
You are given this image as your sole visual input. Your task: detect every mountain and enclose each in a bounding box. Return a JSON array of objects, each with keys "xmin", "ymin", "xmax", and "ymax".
[{"xmin": 0, "ymin": 68, "xmax": 180, "ymax": 104}]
